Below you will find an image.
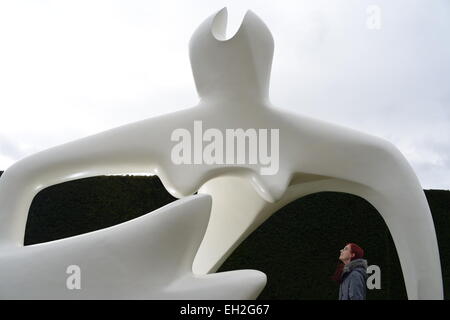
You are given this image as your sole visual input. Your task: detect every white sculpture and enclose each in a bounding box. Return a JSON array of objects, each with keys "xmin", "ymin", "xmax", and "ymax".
[{"xmin": 0, "ymin": 8, "xmax": 443, "ymax": 300}]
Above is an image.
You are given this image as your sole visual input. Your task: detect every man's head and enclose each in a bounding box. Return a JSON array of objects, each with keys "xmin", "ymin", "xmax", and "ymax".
[{"xmin": 339, "ymin": 243, "xmax": 364, "ymax": 264}]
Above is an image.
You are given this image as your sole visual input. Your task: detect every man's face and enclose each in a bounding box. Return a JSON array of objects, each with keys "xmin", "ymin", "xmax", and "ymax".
[{"xmin": 339, "ymin": 244, "xmax": 354, "ymax": 263}]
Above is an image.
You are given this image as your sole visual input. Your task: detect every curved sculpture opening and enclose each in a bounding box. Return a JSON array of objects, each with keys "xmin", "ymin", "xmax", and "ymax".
[
  {"xmin": 24, "ymin": 175, "xmax": 177, "ymax": 245},
  {"xmin": 217, "ymin": 191, "xmax": 408, "ymax": 300}
]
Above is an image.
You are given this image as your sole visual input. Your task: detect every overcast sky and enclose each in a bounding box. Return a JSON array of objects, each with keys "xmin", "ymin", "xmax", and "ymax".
[{"xmin": 0, "ymin": 0, "xmax": 449, "ymax": 190}]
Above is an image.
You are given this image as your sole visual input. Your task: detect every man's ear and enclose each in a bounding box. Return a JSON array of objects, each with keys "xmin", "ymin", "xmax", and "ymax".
[{"xmin": 351, "ymin": 253, "xmax": 355, "ymax": 259}]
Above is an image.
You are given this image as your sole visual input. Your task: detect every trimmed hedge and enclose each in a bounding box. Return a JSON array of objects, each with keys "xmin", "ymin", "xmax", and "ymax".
[{"xmin": 0, "ymin": 173, "xmax": 447, "ymax": 299}]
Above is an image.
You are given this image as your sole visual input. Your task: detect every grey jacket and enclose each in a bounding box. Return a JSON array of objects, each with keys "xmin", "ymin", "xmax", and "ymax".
[{"xmin": 339, "ymin": 259, "xmax": 368, "ymax": 300}]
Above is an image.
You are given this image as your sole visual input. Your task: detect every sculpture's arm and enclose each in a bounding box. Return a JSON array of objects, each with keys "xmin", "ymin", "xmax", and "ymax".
[
  {"xmin": 0, "ymin": 118, "xmax": 165, "ymax": 246},
  {"xmin": 287, "ymin": 132, "xmax": 444, "ymax": 300}
]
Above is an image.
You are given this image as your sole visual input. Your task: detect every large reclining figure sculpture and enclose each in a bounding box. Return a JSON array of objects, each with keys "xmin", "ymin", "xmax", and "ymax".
[{"xmin": 0, "ymin": 8, "xmax": 443, "ymax": 299}]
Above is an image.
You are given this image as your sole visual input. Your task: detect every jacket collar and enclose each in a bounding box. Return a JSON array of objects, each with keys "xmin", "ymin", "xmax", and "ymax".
[{"xmin": 343, "ymin": 258, "xmax": 368, "ymax": 273}]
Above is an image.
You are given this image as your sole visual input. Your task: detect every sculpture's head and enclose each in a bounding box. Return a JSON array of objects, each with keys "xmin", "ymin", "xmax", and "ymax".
[{"xmin": 189, "ymin": 8, "xmax": 274, "ymax": 103}]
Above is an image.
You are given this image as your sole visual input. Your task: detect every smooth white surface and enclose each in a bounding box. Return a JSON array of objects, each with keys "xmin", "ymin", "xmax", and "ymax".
[
  {"xmin": 0, "ymin": 8, "xmax": 444, "ymax": 299},
  {"xmin": 0, "ymin": 194, "xmax": 266, "ymax": 299}
]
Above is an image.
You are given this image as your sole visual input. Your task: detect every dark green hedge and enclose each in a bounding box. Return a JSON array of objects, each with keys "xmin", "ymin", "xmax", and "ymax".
[
  {"xmin": 24, "ymin": 175, "xmax": 177, "ymax": 245},
  {"xmin": 1, "ymin": 172, "xmax": 447, "ymax": 299}
]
